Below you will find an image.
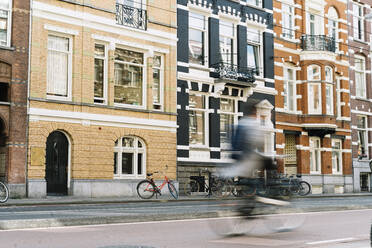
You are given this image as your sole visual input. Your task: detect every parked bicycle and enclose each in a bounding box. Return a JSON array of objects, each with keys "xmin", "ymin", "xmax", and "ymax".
[
  {"xmin": 137, "ymin": 166, "xmax": 178, "ymax": 200},
  {"xmin": 184, "ymin": 168, "xmax": 231, "ymax": 197},
  {"xmin": 0, "ymin": 181, "xmax": 9, "ymax": 203},
  {"xmin": 278, "ymin": 174, "xmax": 311, "ymax": 196}
]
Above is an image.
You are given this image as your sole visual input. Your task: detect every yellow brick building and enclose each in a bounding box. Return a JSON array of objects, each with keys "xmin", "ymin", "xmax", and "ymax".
[{"xmin": 27, "ymin": 0, "xmax": 177, "ymax": 197}]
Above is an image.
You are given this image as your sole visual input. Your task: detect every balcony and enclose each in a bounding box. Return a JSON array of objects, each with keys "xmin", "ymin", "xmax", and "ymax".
[
  {"xmin": 211, "ymin": 62, "xmax": 256, "ymax": 84},
  {"xmin": 301, "ymin": 35, "xmax": 336, "ymax": 52},
  {"xmin": 116, "ymin": 3, "xmax": 147, "ymax": 30}
]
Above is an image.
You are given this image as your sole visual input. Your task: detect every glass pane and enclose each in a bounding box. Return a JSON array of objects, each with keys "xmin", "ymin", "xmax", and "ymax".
[
  {"xmin": 312, "ymin": 84, "xmax": 320, "ymax": 111},
  {"xmin": 122, "ymin": 153, "xmax": 133, "ymax": 174},
  {"xmin": 247, "ymin": 28, "xmax": 260, "ymax": 43},
  {"xmin": 0, "ymin": 0, "xmax": 9, "ymax": 9},
  {"xmin": 189, "ymin": 29, "xmax": 204, "ymax": 65},
  {"xmin": 247, "ymin": 0, "xmax": 260, "ymax": 6},
  {"xmin": 48, "ymin": 35, "xmax": 69, "ymax": 51},
  {"xmin": 94, "ymin": 58, "xmax": 104, "ymax": 98},
  {"xmin": 189, "ymin": 110, "xmax": 205, "ymax": 145},
  {"xmin": 247, "ymin": 44, "xmax": 258, "ymax": 69},
  {"xmin": 137, "ymin": 153, "xmax": 143, "ymax": 175},
  {"xmin": 325, "ymin": 67, "xmax": 332, "ymax": 82},
  {"xmin": 153, "ymin": 55, "xmax": 161, "ymax": 68},
  {"xmin": 189, "ymin": 12, "xmax": 205, "ymax": 29},
  {"xmin": 47, "ymin": 50, "xmax": 68, "ymax": 96},
  {"xmin": 114, "ymin": 152, "xmax": 118, "ymax": 174},
  {"xmin": 189, "ymin": 94, "xmax": 205, "ymax": 109},
  {"xmin": 153, "ymin": 68, "xmax": 160, "ymax": 104},
  {"xmin": 95, "ymin": 44, "xmax": 105, "ymax": 57},
  {"xmin": 114, "ymin": 63, "xmax": 143, "ymax": 105},
  {"xmin": 220, "ymin": 21, "xmax": 234, "ymax": 37},
  {"xmin": 220, "ymin": 114, "xmax": 234, "ymax": 144},
  {"xmin": 138, "ymin": 140, "xmax": 142, "ymax": 148},
  {"xmin": 220, "ymin": 98, "xmax": 234, "ymax": 112},
  {"xmin": 122, "ymin": 137, "xmax": 134, "ymax": 147},
  {"xmin": 115, "ymin": 48, "xmax": 143, "ymax": 64},
  {"xmin": 220, "ymin": 37, "xmax": 233, "ymax": 64},
  {"xmin": 288, "ymin": 82, "xmax": 294, "ymax": 111},
  {"xmin": 357, "ymin": 116, "xmax": 366, "ymax": 128}
]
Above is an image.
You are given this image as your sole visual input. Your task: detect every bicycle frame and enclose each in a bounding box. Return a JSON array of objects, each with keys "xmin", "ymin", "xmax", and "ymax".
[{"xmin": 146, "ymin": 174, "xmax": 171, "ymax": 195}]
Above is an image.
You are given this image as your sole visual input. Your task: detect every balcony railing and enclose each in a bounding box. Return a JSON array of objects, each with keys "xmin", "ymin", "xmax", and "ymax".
[
  {"xmin": 211, "ymin": 62, "xmax": 256, "ymax": 83},
  {"xmin": 301, "ymin": 35, "xmax": 336, "ymax": 52},
  {"xmin": 116, "ymin": 3, "xmax": 147, "ymax": 30}
]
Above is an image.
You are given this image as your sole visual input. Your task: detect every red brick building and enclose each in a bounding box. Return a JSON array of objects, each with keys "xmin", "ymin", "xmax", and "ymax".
[
  {"xmin": 273, "ymin": 0, "xmax": 352, "ymax": 193},
  {"xmin": 0, "ymin": 0, "xmax": 30, "ymax": 197}
]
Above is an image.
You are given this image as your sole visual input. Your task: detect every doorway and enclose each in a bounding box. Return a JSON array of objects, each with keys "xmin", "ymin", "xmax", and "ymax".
[
  {"xmin": 45, "ymin": 131, "xmax": 69, "ymax": 195},
  {"xmin": 360, "ymin": 173, "xmax": 370, "ymax": 192}
]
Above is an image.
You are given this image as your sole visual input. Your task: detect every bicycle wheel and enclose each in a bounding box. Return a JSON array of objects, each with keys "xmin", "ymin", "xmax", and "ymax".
[
  {"xmin": 183, "ymin": 179, "xmax": 200, "ymax": 196},
  {"xmin": 137, "ymin": 180, "xmax": 155, "ymax": 199},
  {"xmin": 298, "ymin": 181, "xmax": 311, "ymax": 196},
  {"xmin": 168, "ymin": 182, "xmax": 178, "ymax": 199},
  {"xmin": 0, "ymin": 182, "xmax": 9, "ymax": 203},
  {"xmin": 213, "ymin": 179, "xmax": 232, "ymax": 198}
]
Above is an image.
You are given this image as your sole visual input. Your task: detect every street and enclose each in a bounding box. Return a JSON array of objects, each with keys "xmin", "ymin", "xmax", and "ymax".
[{"xmin": 0, "ymin": 209, "xmax": 370, "ymax": 248}]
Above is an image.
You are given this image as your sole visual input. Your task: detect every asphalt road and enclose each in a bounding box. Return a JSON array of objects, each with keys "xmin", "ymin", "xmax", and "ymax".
[
  {"xmin": 0, "ymin": 209, "xmax": 371, "ymax": 248},
  {"xmin": 1, "ymin": 196, "xmax": 372, "ymax": 229}
]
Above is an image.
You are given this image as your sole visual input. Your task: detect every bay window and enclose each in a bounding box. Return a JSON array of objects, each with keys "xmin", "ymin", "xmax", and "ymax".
[
  {"xmin": 189, "ymin": 12, "xmax": 206, "ymax": 65},
  {"xmin": 114, "ymin": 48, "xmax": 144, "ymax": 106},
  {"xmin": 47, "ymin": 35, "xmax": 72, "ymax": 99},
  {"xmin": 307, "ymin": 65, "xmax": 321, "ymax": 114},
  {"xmin": 189, "ymin": 93, "xmax": 208, "ymax": 146},
  {"xmin": 325, "ymin": 66, "xmax": 333, "ymax": 115}
]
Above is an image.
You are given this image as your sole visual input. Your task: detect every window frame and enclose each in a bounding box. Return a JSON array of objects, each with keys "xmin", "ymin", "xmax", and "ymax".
[
  {"xmin": 0, "ymin": 0, "xmax": 12, "ymax": 47},
  {"xmin": 332, "ymin": 139, "xmax": 343, "ymax": 174},
  {"xmin": 113, "ymin": 47, "xmax": 147, "ymax": 109},
  {"xmin": 219, "ymin": 20, "xmax": 235, "ymax": 65},
  {"xmin": 94, "ymin": 43, "xmax": 108, "ymax": 105},
  {"xmin": 283, "ymin": 66, "xmax": 296, "ymax": 112},
  {"xmin": 189, "ymin": 91, "xmax": 209, "ymax": 148},
  {"xmin": 336, "ymin": 77, "xmax": 341, "ymax": 118},
  {"xmin": 152, "ymin": 54, "xmax": 164, "ymax": 110},
  {"xmin": 219, "ymin": 97, "xmax": 239, "ymax": 148},
  {"xmin": 246, "ymin": 0, "xmax": 262, "ymax": 8},
  {"xmin": 357, "ymin": 115, "xmax": 368, "ymax": 158},
  {"xmin": 309, "ymin": 137, "xmax": 321, "ymax": 174},
  {"xmin": 247, "ymin": 27, "xmax": 262, "ymax": 76},
  {"xmin": 355, "ymin": 55, "xmax": 366, "ymax": 99},
  {"xmin": 46, "ymin": 34, "xmax": 73, "ymax": 101},
  {"xmin": 282, "ymin": 3, "xmax": 295, "ymax": 40},
  {"xmin": 325, "ymin": 66, "xmax": 333, "ymax": 115},
  {"xmin": 114, "ymin": 136, "xmax": 146, "ymax": 179},
  {"xmin": 353, "ymin": 2, "xmax": 365, "ymax": 41},
  {"xmin": 328, "ymin": 7, "xmax": 338, "ymax": 51},
  {"xmin": 188, "ymin": 12, "xmax": 207, "ymax": 66}
]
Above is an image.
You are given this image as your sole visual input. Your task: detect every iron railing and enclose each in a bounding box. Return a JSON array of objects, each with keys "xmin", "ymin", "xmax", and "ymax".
[
  {"xmin": 116, "ymin": 3, "xmax": 147, "ymax": 30},
  {"xmin": 211, "ymin": 62, "xmax": 256, "ymax": 83},
  {"xmin": 301, "ymin": 35, "xmax": 336, "ymax": 52}
]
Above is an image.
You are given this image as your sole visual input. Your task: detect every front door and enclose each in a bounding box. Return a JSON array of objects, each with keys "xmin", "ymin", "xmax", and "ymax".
[{"xmin": 45, "ymin": 131, "xmax": 68, "ymax": 195}]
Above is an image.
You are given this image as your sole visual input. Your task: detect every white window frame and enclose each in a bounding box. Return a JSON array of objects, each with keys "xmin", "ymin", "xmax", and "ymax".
[
  {"xmin": 357, "ymin": 115, "xmax": 368, "ymax": 158},
  {"xmin": 152, "ymin": 54, "xmax": 164, "ymax": 110},
  {"xmin": 189, "ymin": 11, "xmax": 208, "ymax": 67},
  {"xmin": 189, "ymin": 91, "xmax": 209, "ymax": 148},
  {"xmin": 355, "ymin": 55, "xmax": 366, "ymax": 99},
  {"xmin": 353, "ymin": 2, "xmax": 365, "ymax": 41},
  {"xmin": 94, "ymin": 43, "xmax": 108, "ymax": 104},
  {"xmin": 46, "ymin": 34, "xmax": 73, "ymax": 101},
  {"xmin": 282, "ymin": 3, "xmax": 295, "ymax": 39},
  {"xmin": 283, "ymin": 66, "xmax": 296, "ymax": 112},
  {"xmin": 310, "ymin": 137, "xmax": 321, "ymax": 174},
  {"xmin": 219, "ymin": 20, "xmax": 236, "ymax": 65},
  {"xmin": 0, "ymin": 0, "xmax": 11, "ymax": 47},
  {"xmin": 219, "ymin": 97, "xmax": 239, "ymax": 148},
  {"xmin": 325, "ymin": 66, "xmax": 333, "ymax": 115},
  {"xmin": 336, "ymin": 77, "xmax": 341, "ymax": 118},
  {"xmin": 307, "ymin": 65, "xmax": 322, "ymax": 115},
  {"xmin": 114, "ymin": 136, "xmax": 146, "ymax": 179},
  {"xmin": 332, "ymin": 139, "xmax": 343, "ymax": 174},
  {"xmin": 113, "ymin": 47, "xmax": 147, "ymax": 109},
  {"xmin": 247, "ymin": 27, "xmax": 263, "ymax": 76},
  {"xmin": 246, "ymin": 0, "xmax": 262, "ymax": 8},
  {"xmin": 328, "ymin": 7, "xmax": 338, "ymax": 51}
]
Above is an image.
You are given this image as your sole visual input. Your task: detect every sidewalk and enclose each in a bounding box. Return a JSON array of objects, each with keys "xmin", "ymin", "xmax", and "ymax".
[{"xmin": 2, "ymin": 192, "xmax": 372, "ymax": 206}]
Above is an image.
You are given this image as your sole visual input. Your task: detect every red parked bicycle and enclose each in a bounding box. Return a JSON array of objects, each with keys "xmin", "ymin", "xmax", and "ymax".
[{"xmin": 136, "ymin": 166, "xmax": 178, "ymax": 200}]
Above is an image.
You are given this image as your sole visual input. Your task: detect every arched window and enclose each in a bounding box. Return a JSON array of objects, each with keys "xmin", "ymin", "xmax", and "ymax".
[
  {"xmin": 307, "ymin": 65, "xmax": 321, "ymax": 114},
  {"xmin": 114, "ymin": 136, "xmax": 146, "ymax": 178},
  {"xmin": 328, "ymin": 7, "xmax": 338, "ymax": 50}
]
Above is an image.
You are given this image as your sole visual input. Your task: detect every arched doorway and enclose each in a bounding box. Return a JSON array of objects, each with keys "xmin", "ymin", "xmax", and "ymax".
[{"xmin": 45, "ymin": 131, "xmax": 69, "ymax": 195}]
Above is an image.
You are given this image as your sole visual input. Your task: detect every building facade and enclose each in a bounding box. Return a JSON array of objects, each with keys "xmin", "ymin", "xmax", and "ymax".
[
  {"xmin": 27, "ymin": 0, "xmax": 177, "ymax": 197},
  {"xmin": 274, "ymin": 0, "xmax": 352, "ymax": 193},
  {"xmin": 348, "ymin": 0, "xmax": 372, "ymax": 192},
  {"xmin": 0, "ymin": 0, "xmax": 30, "ymax": 197},
  {"xmin": 176, "ymin": 0, "xmax": 275, "ymax": 192}
]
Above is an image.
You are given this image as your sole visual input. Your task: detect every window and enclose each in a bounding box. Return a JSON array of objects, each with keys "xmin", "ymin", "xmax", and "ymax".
[
  {"xmin": 353, "ymin": 3, "xmax": 364, "ymax": 41},
  {"xmin": 309, "ymin": 14, "xmax": 315, "ymax": 35},
  {"xmin": 0, "ymin": 82, "xmax": 8, "ymax": 102},
  {"xmin": 310, "ymin": 137, "xmax": 321, "ymax": 174},
  {"xmin": 47, "ymin": 35, "xmax": 72, "ymax": 99},
  {"xmin": 357, "ymin": 115, "xmax": 368, "ymax": 158},
  {"xmin": 283, "ymin": 67, "xmax": 296, "ymax": 112},
  {"xmin": 114, "ymin": 48, "xmax": 144, "ymax": 106},
  {"xmin": 307, "ymin": 65, "xmax": 321, "ymax": 114},
  {"xmin": 94, "ymin": 44, "xmax": 107, "ymax": 104},
  {"xmin": 325, "ymin": 66, "xmax": 333, "ymax": 115},
  {"xmin": 332, "ymin": 139, "xmax": 342, "ymax": 174},
  {"xmin": 189, "ymin": 93, "xmax": 208, "ymax": 146},
  {"xmin": 220, "ymin": 98, "xmax": 237, "ymax": 144},
  {"xmin": 152, "ymin": 55, "xmax": 163, "ymax": 110},
  {"xmin": 246, "ymin": 0, "xmax": 261, "ymax": 7},
  {"xmin": 219, "ymin": 21, "xmax": 234, "ymax": 64},
  {"xmin": 336, "ymin": 77, "xmax": 341, "ymax": 118},
  {"xmin": 282, "ymin": 3, "xmax": 294, "ymax": 39},
  {"xmin": 328, "ymin": 7, "xmax": 338, "ymax": 50},
  {"xmin": 247, "ymin": 28, "xmax": 260, "ymax": 75},
  {"xmin": 355, "ymin": 55, "xmax": 366, "ymax": 98},
  {"xmin": 114, "ymin": 136, "xmax": 145, "ymax": 178},
  {"xmin": 0, "ymin": 0, "xmax": 11, "ymax": 47},
  {"xmin": 189, "ymin": 12, "xmax": 206, "ymax": 65}
]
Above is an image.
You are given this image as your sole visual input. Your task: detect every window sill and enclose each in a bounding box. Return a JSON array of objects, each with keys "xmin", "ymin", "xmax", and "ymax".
[
  {"xmin": 114, "ymin": 175, "xmax": 146, "ymax": 180},
  {"xmin": 279, "ymin": 36, "xmax": 299, "ymax": 44},
  {"xmin": 0, "ymin": 45, "xmax": 14, "ymax": 51},
  {"xmin": 354, "ymin": 97, "xmax": 369, "ymax": 102},
  {"xmin": 0, "ymin": 101, "xmax": 10, "ymax": 106},
  {"xmin": 46, "ymin": 95, "xmax": 71, "ymax": 102},
  {"xmin": 189, "ymin": 63, "xmax": 209, "ymax": 71},
  {"xmin": 353, "ymin": 39, "xmax": 368, "ymax": 45},
  {"xmin": 114, "ymin": 103, "xmax": 146, "ymax": 110},
  {"xmin": 189, "ymin": 145, "xmax": 209, "ymax": 150},
  {"xmin": 310, "ymin": 172, "xmax": 322, "ymax": 175}
]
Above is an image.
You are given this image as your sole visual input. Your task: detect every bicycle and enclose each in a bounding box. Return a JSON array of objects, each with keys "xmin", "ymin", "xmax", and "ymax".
[
  {"xmin": 184, "ymin": 169, "xmax": 231, "ymax": 197},
  {"xmin": 0, "ymin": 181, "xmax": 9, "ymax": 203},
  {"xmin": 279, "ymin": 174, "xmax": 311, "ymax": 196},
  {"xmin": 136, "ymin": 166, "xmax": 178, "ymax": 200}
]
